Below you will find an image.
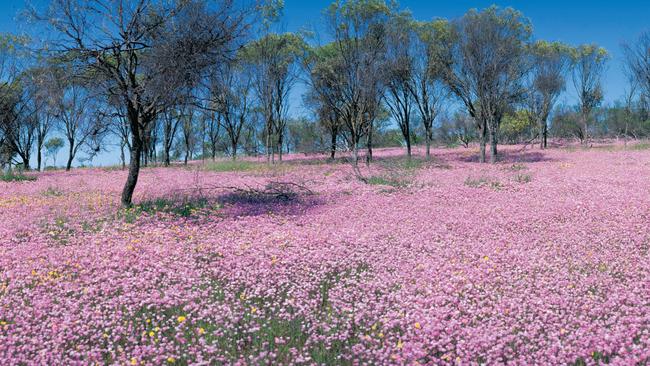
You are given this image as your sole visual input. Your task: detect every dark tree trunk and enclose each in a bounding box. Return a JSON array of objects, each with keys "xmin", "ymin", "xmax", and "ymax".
[
  {"xmin": 232, "ymin": 140, "xmax": 237, "ymax": 160},
  {"xmin": 278, "ymin": 133, "xmax": 283, "ymax": 161},
  {"xmin": 366, "ymin": 130, "xmax": 373, "ymax": 166},
  {"xmin": 21, "ymin": 155, "xmax": 30, "ymax": 171},
  {"xmin": 405, "ymin": 129, "xmax": 412, "ymax": 158},
  {"xmin": 425, "ymin": 124, "xmax": 432, "ymax": 158},
  {"xmin": 66, "ymin": 141, "xmax": 74, "ymax": 171},
  {"xmin": 164, "ymin": 146, "xmax": 171, "ymax": 166},
  {"xmin": 541, "ymin": 121, "xmax": 548, "ymax": 149},
  {"xmin": 121, "ymin": 137, "xmax": 142, "ymax": 207},
  {"xmin": 330, "ymin": 126, "xmax": 337, "ymax": 160},
  {"xmin": 489, "ymin": 125, "xmax": 498, "ymax": 164},
  {"xmin": 37, "ymin": 147, "xmax": 42, "ymax": 171},
  {"xmin": 120, "ymin": 141, "xmax": 126, "ymax": 170},
  {"xmin": 479, "ymin": 122, "xmax": 487, "ymax": 163}
]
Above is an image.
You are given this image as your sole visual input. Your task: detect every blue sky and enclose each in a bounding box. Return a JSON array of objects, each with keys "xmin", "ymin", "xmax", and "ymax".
[{"xmin": 2, "ymin": 0, "xmax": 649, "ymax": 166}]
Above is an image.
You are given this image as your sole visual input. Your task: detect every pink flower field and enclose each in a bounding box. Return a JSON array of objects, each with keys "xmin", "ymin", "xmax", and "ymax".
[{"xmin": 1, "ymin": 146, "xmax": 649, "ymax": 365}]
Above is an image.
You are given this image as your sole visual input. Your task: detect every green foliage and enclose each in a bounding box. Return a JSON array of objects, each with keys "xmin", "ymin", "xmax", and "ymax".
[
  {"xmin": 1, "ymin": 170, "xmax": 37, "ymax": 182},
  {"xmin": 202, "ymin": 160, "xmax": 266, "ymax": 173},
  {"xmin": 241, "ymin": 32, "xmax": 308, "ymax": 66},
  {"xmin": 570, "ymin": 44, "xmax": 608, "ymax": 62},
  {"xmin": 118, "ymin": 197, "xmax": 219, "ymax": 223},
  {"xmin": 500, "ymin": 109, "xmax": 534, "ymax": 143},
  {"xmin": 464, "ymin": 176, "xmax": 502, "ymax": 190},
  {"xmin": 366, "ymin": 175, "xmax": 407, "ymax": 187}
]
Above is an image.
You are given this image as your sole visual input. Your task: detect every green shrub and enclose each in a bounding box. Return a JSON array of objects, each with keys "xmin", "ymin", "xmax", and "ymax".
[
  {"xmin": 464, "ymin": 176, "xmax": 502, "ymax": 190},
  {"xmin": 367, "ymin": 175, "xmax": 408, "ymax": 188},
  {"xmin": 1, "ymin": 170, "xmax": 37, "ymax": 182},
  {"xmin": 202, "ymin": 160, "xmax": 262, "ymax": 173}
]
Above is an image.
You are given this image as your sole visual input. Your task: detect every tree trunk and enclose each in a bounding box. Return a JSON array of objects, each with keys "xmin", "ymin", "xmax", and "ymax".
[
  {"xmin": 21, "ymin": 155, "xmax": 30, "ymax": 171},
  {"xmin": 478, "ymin": 122, "xmax": 487, "ymax": 163},
  {"xmin": 232, "ymin": 140, "xmax": 237, "ymax": 160},
  {"xmin": 404, "ymin": 121, "xmax": 411, "ymax": 158},
  {"xmin": 406, "ymin": 132, "xmax": 412, "ymax": 158},
  {"xmin": 66, "ymin": 141, "xmax": 74, "ymax": 171},
  {"xmin": 425, "ymin": 125, "xmax": 432, "ymax": 159},
  {"xmin": 541, "ymin": 121, "xmax": 548, "ymax": 149},
  {"xmin": 366, "ymin": 125, "xmax": 373, "ymax": 166},
  {"xmin": 489, "ymin": 125, "xmax": 498, "ymax": 164},
  {"xmin": 121, "ymin": 137, "xmax": 142, "ymax": 207},
  {"xmin": 330, "ymin": 126, "xmax": 337, "ymax": 160},
  {"xmin": 120, "ymin": 141, "xmax": 126, "ymax": 170},
  {"xmin": 37, "ymin": 147, "xmax": 42, "ymax": 171},
  {"xmin": 278, "ymin": 133, "xmax": 283, "ymax": 162}
]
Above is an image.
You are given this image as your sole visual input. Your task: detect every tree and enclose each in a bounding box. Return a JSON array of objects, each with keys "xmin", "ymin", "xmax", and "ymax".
[
  {"xmin": 623, "ymin": 31, "xmax": 650, "ymax": 142},
  {"xmin": 526, "ymin": 41, "xmax": 571, "ymax": 148},
  {"xmin": 160, "ymin": 109, "xmax": 181, "ymax": 166},
  {"xmin": 320, "ymin": 0, "xmax": 391, "ymax": 166},
  {"xmin": 50, "ymin": 71, "xmax": 108, "ymax": 171},
  {"xmin": 244, "ymin": 33, "xmax": 307, "ymax": 163},
  {"xmin": 44, "ymin": 137, "xmax": 64, "ymax": 167},
  {"xmin": 36, "ymin": 0, "xmax": 249, "ymax": 206},
  {"xmin": 180, "ymin": 106, "xmax": 197, "ymax": 165},
  {"xmin": 571, "ymin": 44, "xmax": 608, "ymax": 144},
  {"xmin": 213, "ymin": 60, "xmax": 254, "ymax": 159},
  {"xmin": 409, "ymin": 20, "xmax": 447, "ymax": 158},
  {"xmin": 384, "ymin": 11, "xmax": 415, "ymax": 157},
  {"xmin": 0, "ymin": 33, "xmax": 37, "ymax": 170},
  {"xmin": 438, "ymin": 6, "xmax": 531, "ymax": 163},
  {"xmin": 304, "ymin": 43, "xmax": 345, "ymax": 160}
]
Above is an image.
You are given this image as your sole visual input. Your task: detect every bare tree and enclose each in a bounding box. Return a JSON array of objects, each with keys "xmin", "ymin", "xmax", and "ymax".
[
  {"xmin": 35, "ymin": 0, "xmax": 249, "ymax": 206},
  {"xmin": 409, "ymin": 20, "xmax": 447, "ymax": 158},
  {"xmin": 0, "ymin": 34, "xmax": 38, "ymax": 170},
  {"xmin": 320, "ymin": 0, "xmax": 391, "ymax": 165},
  {"xmin": 384, "ymin": 11, "xmax": 415, "ymax": 157},
  {"xmin": 181, "ymin": 106, "xmax": 197, "ymax": 165},
  {"xmin": 244, "ymin": 33, "xmax": 306, "ymax": 163},
  {"xmin": 50, "ymin": 75, "xmax": 107, "ymax": 171},
  {"xmin": 525, "ymin": 41, "xmax": 571, "ymax": 149},
  {"xmin": 213, "ymin": 61, "xmax": 253, "ymax": 159},
  {"xmin": 160, "ymin": 109, "xmax": 181, "ymax": 166},
  {"xmin": 438, "ymin": 6, "xmax": 531, "ymax": 163},
  {"xmin": 205, "ymin": 111, "xmax": 221, "ymax": 160},
  {"xmin": 622, "ymin": 31, "xmax": 650, "ymax": 143},
  {"xmin": 571, "ymin": 44, "xmax": 608, "ymax": 145}
]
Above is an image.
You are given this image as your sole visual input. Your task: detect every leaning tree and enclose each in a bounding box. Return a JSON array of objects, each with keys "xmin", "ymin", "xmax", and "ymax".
[{"xmin": 35, "ymin": 0, "xmax": 249, "ymax": 206}]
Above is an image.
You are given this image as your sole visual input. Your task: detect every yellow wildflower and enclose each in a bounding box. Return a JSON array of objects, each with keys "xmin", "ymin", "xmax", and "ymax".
[
  {"xmin": 130, "ymin": 358, "xmax": 137, "ymax": 365},
  {"xmin": 198, "ymin": 327, "xmax": 206, "ymax": 335},
  {"xmin": 167, "ymin": 357, "xmax": 175, "ymax": 363},
  {"xmin": 149, "ymin": 331, "xmax": 155, "ymax": 337},
  {"xmin": 397, "ymin": 340, "xmax": 403, "ymax": 349},
  {"xmin": 250, "ymin": 306, "xmax": 257, "ymax": 314},
  {"xmin": 177, "ymin": 315, "xmax": 186, "ymax": 323},
  {"xmin": 414, "ymin": 322, "xmax": 421, "ymax": 329}
]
